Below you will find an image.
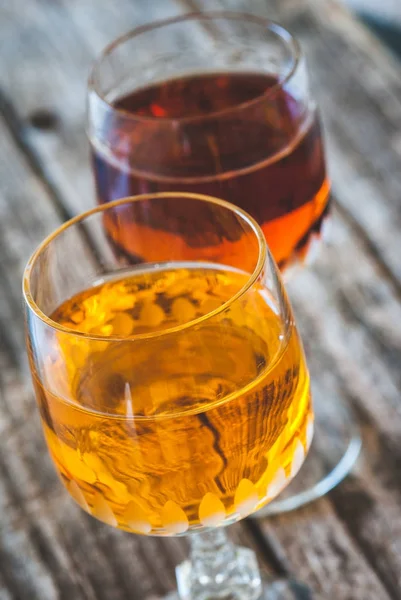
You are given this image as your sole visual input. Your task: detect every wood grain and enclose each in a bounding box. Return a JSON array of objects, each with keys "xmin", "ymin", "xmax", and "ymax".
[{"xmin": 1, "ymin": 0, "xmax": 401, "ymax": 598}]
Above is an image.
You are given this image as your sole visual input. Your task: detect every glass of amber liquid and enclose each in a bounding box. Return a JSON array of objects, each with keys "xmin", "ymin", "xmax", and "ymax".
[
  {"xmin": 87, "ymin": 13, "xmax": 361, "ymax": 513},
  {"xmin": 24, "ymin": 193, "xmax": 313, "ymax": 599}
]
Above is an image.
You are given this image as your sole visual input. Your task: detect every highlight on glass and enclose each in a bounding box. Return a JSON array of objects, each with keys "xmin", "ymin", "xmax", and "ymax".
[{"xmin": 24, "ymin": 193, "xmax": 313, "ymax": 599}]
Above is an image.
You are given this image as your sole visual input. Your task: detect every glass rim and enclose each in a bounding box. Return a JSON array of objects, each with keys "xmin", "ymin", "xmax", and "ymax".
[
  {"xmin": 23, "ymin": 192, "xmax": 268, "ymax": 342},
  {"xmin": 87, "ymin": 11, "xmax": 302, "ymax": 125}
]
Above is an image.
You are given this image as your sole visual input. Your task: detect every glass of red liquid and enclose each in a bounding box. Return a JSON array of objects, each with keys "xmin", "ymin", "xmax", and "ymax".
[{"xmin": 87, "ymin": 12, "xmax": 361, "ymax": 515}]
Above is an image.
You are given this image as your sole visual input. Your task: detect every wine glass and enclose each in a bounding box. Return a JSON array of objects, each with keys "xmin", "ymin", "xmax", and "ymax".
[
  {"xmin": 24, "ymin": 192, "xmax": 314, "ymax": 599},
  {"xmin": 87, "ymin": 12, "xmax": 361, "ymax": 514}
]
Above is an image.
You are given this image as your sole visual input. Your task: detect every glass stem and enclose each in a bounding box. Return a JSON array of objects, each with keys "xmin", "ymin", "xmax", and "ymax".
[{"xmin": 176, "ymin": 528, "xmax": 262, "ymax": 599}]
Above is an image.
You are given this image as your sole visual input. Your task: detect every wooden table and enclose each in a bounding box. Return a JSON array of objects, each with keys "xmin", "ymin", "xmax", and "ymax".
[{"xmin": 1, "ymin": 0, "xmax": 401, "ymax": 598}]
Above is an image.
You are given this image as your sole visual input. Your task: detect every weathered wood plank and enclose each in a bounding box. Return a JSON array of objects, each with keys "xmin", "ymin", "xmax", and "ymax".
[
  {"xmin": 282, "ymin": 209, "xmax": 401, "ymax": 600},
  {"xmin": 0, "ymin": 0, "xmax": 180, "ymax": 217},
  {"xmin": 1, "ymin": 0, "xmax": 401, "ymax": 598},
  {"xmin": 233, "ymin": 203, "xmax": 401, "ymax": 599}
]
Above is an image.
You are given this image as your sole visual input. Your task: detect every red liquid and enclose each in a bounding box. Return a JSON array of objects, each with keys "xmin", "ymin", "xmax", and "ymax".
[{"xmin": 91, "ymin": 72, "xmax": 329, "ymax": 268}]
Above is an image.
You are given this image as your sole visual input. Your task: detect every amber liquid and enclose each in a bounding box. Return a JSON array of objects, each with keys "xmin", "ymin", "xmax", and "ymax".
[
  {"xmin": 33, "ymin": 262, "xmax": 312, "ymax": 534},
  {"xmin": 91, "ymin": 72, "xmax": 330, "ymax": 269}
]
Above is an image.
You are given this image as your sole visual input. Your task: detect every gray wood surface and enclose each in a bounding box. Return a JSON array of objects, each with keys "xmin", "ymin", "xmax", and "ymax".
[{"xmin": 1, "ymin": 0, "xmax": 401, "ymax": 598}]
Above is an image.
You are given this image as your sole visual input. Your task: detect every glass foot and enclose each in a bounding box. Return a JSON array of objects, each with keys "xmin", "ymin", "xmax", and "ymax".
[
  {"xmin": 171, "ymin": 546, "xmax": 260, "ymax": 599},
  {"xmin": 165, "ymin": 582, "xmax": 318, "ymax": 599},
  {"xmin": 162, "ymin": 531, "xmax": 323, "ymax": 600},
  {"xmin": 165, "ymin": 548, "xmax": 319, "ymax": 599},
  {"xmin": 254, "ymin": 393, "xmax": 362, "ymax": 516}
]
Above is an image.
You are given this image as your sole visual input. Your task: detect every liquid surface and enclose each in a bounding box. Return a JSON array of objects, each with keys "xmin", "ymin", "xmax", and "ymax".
[
  {"xmin": 91, "ymin": 72, "xmax": 330, "ymax": 269},
  {"xmin": 33, "ymin": 263, "xmax": 312, "ymax": 534}
]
